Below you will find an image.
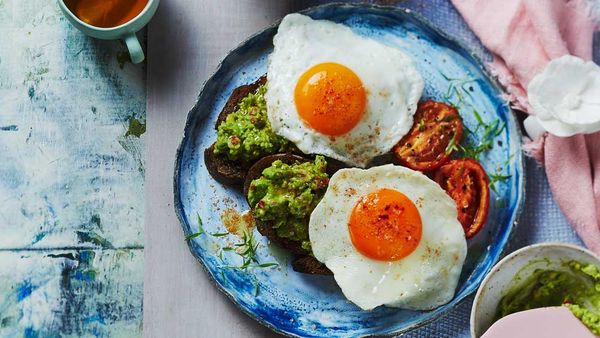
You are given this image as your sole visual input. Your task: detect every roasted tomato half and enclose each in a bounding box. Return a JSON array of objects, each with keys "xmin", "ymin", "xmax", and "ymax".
[
  {"xmin": 434, "ymin": 159, "xmax": 490, "ymax": 239},
  {"xmin": 392, "ymin": 100, "xmax": 463, "ymax": 171}
]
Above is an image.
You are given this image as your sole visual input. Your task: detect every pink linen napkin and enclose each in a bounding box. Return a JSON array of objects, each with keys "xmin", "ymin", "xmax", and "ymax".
[{"xmin": 450, "ymin": 0, "xmax": 600, "ymax": 253}]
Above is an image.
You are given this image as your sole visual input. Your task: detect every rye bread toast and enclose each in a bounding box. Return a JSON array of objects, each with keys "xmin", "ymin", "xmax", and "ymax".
[
  {"xmin": 204, "ymin": 75, "xmax": 267, "ymax": 187},
  {"xmin": 244, "ymin": 153, "xmax": 339, "ymax": 275},
  {"xmin": 292, "ymin": 255, "xmax": 332, "ymax": 275}
]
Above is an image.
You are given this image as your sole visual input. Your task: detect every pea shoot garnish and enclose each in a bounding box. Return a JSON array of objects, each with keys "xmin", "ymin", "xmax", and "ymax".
[{"xmin": 184, "ymin": 212, "xmax": 278, "ymax": 271}]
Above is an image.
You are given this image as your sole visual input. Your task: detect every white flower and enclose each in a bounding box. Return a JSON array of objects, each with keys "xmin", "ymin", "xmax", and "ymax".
[{"xmin": 525, "ymin": 55, "xmax": 600, "ymax": 139}]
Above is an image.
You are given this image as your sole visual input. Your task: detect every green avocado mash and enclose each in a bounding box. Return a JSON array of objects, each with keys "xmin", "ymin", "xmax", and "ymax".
[
  {"xmin": 214, "ymin": 84, "xmax": 292, "ymax": 163},
  {"xmin": 247, "ymin": 156, "xmax": 329, "ymax": 251},
  {"xmin": 497, "ymin": 260, "xmax": 600, "ymax": 334}
]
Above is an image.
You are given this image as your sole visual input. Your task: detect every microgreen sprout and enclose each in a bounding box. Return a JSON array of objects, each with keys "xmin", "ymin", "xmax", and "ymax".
[
  {"xmin": 445, "ymin": 132, "xmax": 459, "ymax": 155},
  {"xmin": 489, "ymin": 171, "xmax": 512, "ymax": 193},
  {"xmin": 458, "ymin": 110, "xmax": 506, "ymax": 161},
  {"xmin": 439, "ymin": 71, "xmax": 514, "ymax": 196},
  {"xmin": 185, "ymin": 213, "xmax": 205, "ymax": 241},
  {"xmin": 221, "ymin": 230, "xmax": 278, "ymax": 270},
  {"xmin": 210, "ymin": 232, "xmax": 229, "ymax": 237},
  {"xmin": 185, "ymin": 212, "xmax": 278, "ymax": 271},
  {"xmin": 439, "ymin": 72, "xmax": 476, "ymax": 108}
]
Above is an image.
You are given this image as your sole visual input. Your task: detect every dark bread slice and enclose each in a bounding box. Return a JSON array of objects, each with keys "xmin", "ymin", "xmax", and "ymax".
[
  {"xmin": 244, "ymin": 153, "xmax": 340, "ymax": 275},
  {"xmin": 215, "ymin": 75, "xmax": 267, "ymax": 130},
  {"xmin": 204, "ymin": 75, "xmax": 267, "ymax": 187},
  {"xmin": 292, "ymin": 255, "xmax": 332, "ymax": 275},
  {"xmin": 244, "ymin": 154, "xmax": 313, "ymax": 255},
  {"xmin": 204, "ymin": 144, "xmax": 246, "ymax": 187}
]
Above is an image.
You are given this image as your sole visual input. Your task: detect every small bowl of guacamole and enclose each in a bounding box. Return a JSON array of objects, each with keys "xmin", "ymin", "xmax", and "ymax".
[{"xmin": 470, "ymin": 243, "xmax": 600, "ymax": 337}]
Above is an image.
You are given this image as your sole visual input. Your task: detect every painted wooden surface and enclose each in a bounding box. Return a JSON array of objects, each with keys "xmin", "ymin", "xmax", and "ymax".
[
  {"xmin": 0, "ymin": 0, "xmax": 145, "ymax": 336},
  {"xmin": 145, "ymin": 1, "xmax": 594, "ymax": 338}
]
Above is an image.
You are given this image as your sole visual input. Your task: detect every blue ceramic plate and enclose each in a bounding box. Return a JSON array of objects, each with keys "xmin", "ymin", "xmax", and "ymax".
[{"xmin": 174, "ymin": 3, "xmax": 524, "ymax": 337}]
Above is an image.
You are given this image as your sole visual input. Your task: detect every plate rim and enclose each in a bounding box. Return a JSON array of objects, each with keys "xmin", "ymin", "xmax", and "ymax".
[{"xmin": 172, "ymin": 3, "xmax": 526, "ymax": 337}]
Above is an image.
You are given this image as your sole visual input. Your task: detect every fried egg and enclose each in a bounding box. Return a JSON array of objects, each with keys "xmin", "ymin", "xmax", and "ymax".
[
  {"xmin": 309, "ymin": 165, "xmax": 467, "ymax": 310},
  {"xmin": 266, "ymin": 14, "xmax": 424, "ymax": 167}
]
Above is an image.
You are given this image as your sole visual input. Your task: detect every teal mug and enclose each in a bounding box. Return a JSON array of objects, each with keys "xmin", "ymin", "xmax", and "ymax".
[{"xmin": 57, "ymin": 0, "xmax": 159, "ymax": 64}]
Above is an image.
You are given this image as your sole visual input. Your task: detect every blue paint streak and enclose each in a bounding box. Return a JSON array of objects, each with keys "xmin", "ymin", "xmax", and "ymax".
[
  {"xmin": 16, "ymin": 280, "xmax": 35, "ymax": 302},
  {"xmin": 83, "ymin": 313, "xmax": 106, "ymax": 325},
  {"xmin": 72, "ymin": 270, "xmax": 95, "ymax": 282},
  {"xmin": 31, "ymin": 232, "xmax": 46, "ymax": 245},
  {"xmin": 78, "ymin": 250, "xmax": 95, "ymax": 263},
  {"xmin": 24, "ymin": 327, "xmax": 38, "ymax": 338},
  {"xmin": 31, "ymin": 196, "xmax": 59, "ymax": 245},
  {"xmin": 0, "ymin": 125, "xmax": 18, "ymax": 131},
  {"xmin": 70, "ymin": 251, "xmax": 96, "ymax": 281},
  {"xmin": 44, "ymin": 195, "xmax": 57, "ymax": 219}
]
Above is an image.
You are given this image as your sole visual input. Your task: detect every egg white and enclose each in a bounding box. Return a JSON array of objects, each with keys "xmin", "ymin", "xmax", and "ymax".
[
  {"xmin": 309, "ymin": 165, "xmax": 467, "ymax": 311},
  {"xmin": 266, "ymin": 14, "xmax": 424, "ymax": 167}
]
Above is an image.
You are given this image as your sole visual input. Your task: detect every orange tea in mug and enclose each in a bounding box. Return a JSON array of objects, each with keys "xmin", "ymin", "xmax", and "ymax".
[{"xmin": 63, "ymin": 0, "xmax": 149, "ymax": 28}]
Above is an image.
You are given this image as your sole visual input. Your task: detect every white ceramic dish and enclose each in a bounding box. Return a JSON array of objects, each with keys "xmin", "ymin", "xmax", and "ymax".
[{"xmin": 470, "ymin": 242, "xmax": 600, "ymax": 338}]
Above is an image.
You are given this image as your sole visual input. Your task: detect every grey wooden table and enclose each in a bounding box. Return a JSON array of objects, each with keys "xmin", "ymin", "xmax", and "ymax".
[
  {"xmin": 145, "ymin": 2, "xmax": 302, "ymax": 337},
  {"xmin": 143, "ymin": 1, "xmax": 586, "ymax": 337}
]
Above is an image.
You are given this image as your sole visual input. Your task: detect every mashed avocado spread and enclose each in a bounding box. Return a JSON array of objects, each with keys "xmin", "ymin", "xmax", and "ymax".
[
  {"xmin": 214, "ymin": 84, "xmax": 292, "ymax": 163},
  {"xmin": 497, "ymin": 260, "xmax": 600, "ymax": 334},
  {"xmin": 248, "ymin": 156, "xmax": 329, "ymax": 251}
]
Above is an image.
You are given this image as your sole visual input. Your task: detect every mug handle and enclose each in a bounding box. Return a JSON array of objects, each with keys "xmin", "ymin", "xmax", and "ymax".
[{"xmin": 123, "ymin": 33, "xmax": 145, "ymax": 64}]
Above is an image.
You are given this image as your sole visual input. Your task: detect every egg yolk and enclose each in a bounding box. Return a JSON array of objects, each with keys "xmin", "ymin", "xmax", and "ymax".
[
  {"xmin": 294, "ymin": 62, "xmax": 366, "ymax": 136},
  {"xmin": 348, "ymin": 188, "xmax": 422, "ymax": 261}
]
